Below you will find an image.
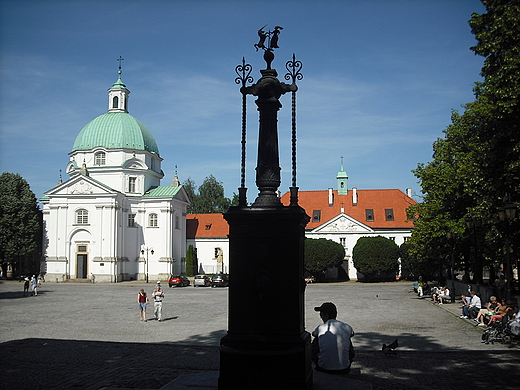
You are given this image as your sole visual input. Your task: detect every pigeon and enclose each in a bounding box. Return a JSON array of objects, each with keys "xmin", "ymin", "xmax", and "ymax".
[{"xmin": 382, "ymin": 338, "xmax": 398, "ymax": 355}]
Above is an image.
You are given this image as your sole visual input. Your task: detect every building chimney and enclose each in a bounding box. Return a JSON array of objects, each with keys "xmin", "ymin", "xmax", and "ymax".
[
  {"xmin": 352, "ymin": 187, "xmax": 358, "ymax": 206},
  {"xmin": 406, "ymin": 188, "xmax": 412, "ymax": 198},
  {"xmin": 328, "ymin": 188, "xmax": 334, "ymax": 206}
]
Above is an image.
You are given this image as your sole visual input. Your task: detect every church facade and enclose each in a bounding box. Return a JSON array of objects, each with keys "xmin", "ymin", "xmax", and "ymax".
[{"xmin": 41, "ymin": 71, "xmax": 189, "ymax": 282}]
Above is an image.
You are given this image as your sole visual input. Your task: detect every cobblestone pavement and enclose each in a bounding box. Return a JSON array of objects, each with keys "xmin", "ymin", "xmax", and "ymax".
[{"xmin": 0, "ymin": 280, "xmax": 518, "ymax": 389}]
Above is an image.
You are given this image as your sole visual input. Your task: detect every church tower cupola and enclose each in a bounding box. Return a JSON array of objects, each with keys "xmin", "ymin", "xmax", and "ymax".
[
  {"xmin": 108, "ymin": 57, "xmax": 130, "ymax": 113},
  {"xmin": 337, "ymin": 157, "xmax": 348, "ymax": 195}
]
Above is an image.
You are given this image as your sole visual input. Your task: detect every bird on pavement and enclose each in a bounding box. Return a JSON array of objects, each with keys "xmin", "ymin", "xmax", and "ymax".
[{"xmin": 382, "ymin": 338, "xmax": 398, "ymax": 355}]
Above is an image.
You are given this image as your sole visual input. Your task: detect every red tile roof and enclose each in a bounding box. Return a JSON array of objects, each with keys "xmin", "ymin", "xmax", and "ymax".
[
  {"xmin": 280, "ymin": 189, "xmax": 416, "ymax": 230},
  {"xmin": 186, "ymin": 188, "xmax": 416, "ymax": 238},
  {"xmin": 186, "ymin": 214, "xmax": 229, "ymax": 238}
]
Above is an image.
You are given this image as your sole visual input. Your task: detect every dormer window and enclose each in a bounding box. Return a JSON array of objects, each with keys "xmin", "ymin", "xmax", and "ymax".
[
  {"xmin": 312, "ymin": 210, "xmax": 321, "ymax": 223},
  {"xmin": 94, "ymin": 151, "xmax": 106, "ymax": 165},
  {"xmin": 365, "ymin": 209, "xmax": 374, "ymax": 222},
  {"xmin": 128, "ymin": 177, "xmax": 136, "ymax": 193},
  {"xmin": 385, "ymin": 209, "xmax": 394, "ymax": 221},
  {"xmin": 205, "ymin": 223, "xmax": 212, "ymax": 230}
]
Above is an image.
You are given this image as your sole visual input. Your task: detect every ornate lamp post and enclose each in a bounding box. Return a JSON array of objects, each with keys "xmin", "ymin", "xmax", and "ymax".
[
  {"xmin": 141, "ymin": 247, "xmax": 154, "ymax": 283},
  {"xmin": 219, "ymin": 26, "xmax": 311, "ymax": 389},
  {"xmin": 498, "ymin": 194, "xmax": 517, "ymax": 301}
]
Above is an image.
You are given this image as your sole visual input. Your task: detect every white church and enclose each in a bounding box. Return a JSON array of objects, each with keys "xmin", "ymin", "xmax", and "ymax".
[{"xmin": 41, "ymin": 70, "xmax": 190, "ymax": 282}]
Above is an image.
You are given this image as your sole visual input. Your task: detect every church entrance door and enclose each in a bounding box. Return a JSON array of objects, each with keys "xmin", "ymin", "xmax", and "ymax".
[{"xmin": 76, "ymin": 244, "xmax": 88, "ymax": 278}]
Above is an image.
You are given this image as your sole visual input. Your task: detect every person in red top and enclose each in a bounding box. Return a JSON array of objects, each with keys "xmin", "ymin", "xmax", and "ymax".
[{"xmin": 137, "ymin": 289, "xmax": 148, "ymax": 322}]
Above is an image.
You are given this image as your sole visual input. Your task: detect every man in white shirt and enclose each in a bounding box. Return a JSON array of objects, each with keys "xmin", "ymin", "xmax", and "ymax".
[
  {"xmin": 311, "ymin": 302, "xmax": 354, "ymax": 374},
  {"xmin": 152, "ymin": 286, "xmax": 164, "ymax": 321},
  {"xmin": 468, "ymin": 291, "xmax": 482, "ymax": 319}
]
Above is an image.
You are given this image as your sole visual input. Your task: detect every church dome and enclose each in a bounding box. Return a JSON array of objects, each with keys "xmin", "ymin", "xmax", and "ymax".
[{"xmin": 71, "ymin": 112, "xmax": 160, "ymax": 155}]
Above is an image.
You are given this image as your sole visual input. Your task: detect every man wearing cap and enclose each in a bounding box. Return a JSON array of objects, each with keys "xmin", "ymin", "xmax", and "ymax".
[{"xmin": 312, "ymin": 302, "xmax": 354, "ymax": 374}]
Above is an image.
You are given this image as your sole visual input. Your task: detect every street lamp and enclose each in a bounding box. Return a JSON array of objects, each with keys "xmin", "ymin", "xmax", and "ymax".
[
  {"xmin": 141, "ymin": 247, "xmax": 154, "ymax": 283},
  {"xmin": 498, "ymin": 194, "xmax": 517, "ymax": 301}
]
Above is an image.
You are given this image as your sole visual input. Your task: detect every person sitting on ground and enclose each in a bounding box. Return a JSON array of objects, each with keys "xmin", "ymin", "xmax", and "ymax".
[
  {"xmin": 468, "ymin": 291, "xmax": 482, "ymax": 319},
  {"xmin": 459, "ymin": 294, "xmax": 471, "ymax": 318},
  {"xmin": 312, "ymin": 302, "xmax": 355, "ymax": 375},
  {"xmin": 438, "ymin": 286, "xmax": 451, "ymax": 304},
  {"xmin": 476, "ymin": 296, "xmax": 498, "ymax": 327},
  {"xmin": 487, "ymin": 298, "xmax": 511, "ymax": 327}
]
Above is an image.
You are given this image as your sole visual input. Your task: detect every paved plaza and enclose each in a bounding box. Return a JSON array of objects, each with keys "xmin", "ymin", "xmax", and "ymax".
[{"xmin": 0, "ymin": 280, "xmax": 518, "ymax": 390}]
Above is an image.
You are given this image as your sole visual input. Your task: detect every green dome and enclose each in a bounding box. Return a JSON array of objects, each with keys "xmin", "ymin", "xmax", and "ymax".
[{"xmin": 72, "ymin": 112, "xmax": 160, "ymax": 155}]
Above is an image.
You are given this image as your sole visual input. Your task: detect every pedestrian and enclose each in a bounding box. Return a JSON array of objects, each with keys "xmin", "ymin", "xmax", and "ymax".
[
  {"xmin": 311, "ymin": 302, "xmax": 355, "ymax": 374},
  {"xmin": 23, "ymin": 277, "xmax": 30, "ymax": 296},
  {"xmin": 137, "ymin": 288, "xmax": 149, "ymax": 322},
  {"xmin": 30, "ymin": 275, "xmax": 38, "ymax": 296},
  {"xmin": 468, "ymin": 291, "xmax": 482, "ymax": 319},
  {"xmin": 152, "ymin": 285, "xmax": 164, "ymax": 321}
]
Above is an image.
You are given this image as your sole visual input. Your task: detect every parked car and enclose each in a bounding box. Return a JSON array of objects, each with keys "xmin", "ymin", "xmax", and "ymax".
[
  {"xmin": 193, "ymin": 274, "xmax": 211, "ymax": 287},
  {"xmin": 210, "ymin": 274, "xmax": 230, "ymax": 287},
  {"xmin": 168, "ymin": 274, "xmax": 190, "ymax": 287}
]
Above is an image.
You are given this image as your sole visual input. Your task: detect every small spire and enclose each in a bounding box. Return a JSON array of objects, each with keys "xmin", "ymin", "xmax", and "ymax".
[{"xmin": 171, "ymin": 165, "xmax": 180, "ymax": 187}]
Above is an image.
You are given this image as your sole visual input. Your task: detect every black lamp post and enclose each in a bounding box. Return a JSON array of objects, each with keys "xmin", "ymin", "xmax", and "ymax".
[
  {"xmin": 498, "ymin": 194, "xmax": 517, "ymax": 301},
  {"xmin": 465, "ymin": 216, "xmax": 482, "ymax": 284},
  {"xmin": 141, "ymin": 247, "xmax": 154, "ymax": 283}
]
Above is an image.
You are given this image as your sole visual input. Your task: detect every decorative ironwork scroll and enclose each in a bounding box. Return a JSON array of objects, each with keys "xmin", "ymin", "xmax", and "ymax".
[
  {"xmin": 285, "ymin": 53, "xmax": 303, "ymax": 205},
  {"xmin": 235, "ymin": 57, "xmax": 254, "ymax": 206}
]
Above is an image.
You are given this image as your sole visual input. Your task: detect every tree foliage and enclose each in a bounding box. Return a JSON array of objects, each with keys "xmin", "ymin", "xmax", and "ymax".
[
  {"xmin": 304, "ymin": 238, "xmax": 345, "ymax": 279},
  {"xmin": 352, "ymin": 236, "xmax": 399, "ymax": 280},
  {"xmin": 184, "ymin": 175, "xmax": 237, "ymax": 213},
  {"xmin": 185, "ymin": 244, "xmax": 197, "ymax": 277},
  {"xmin": 407, "ymin": 0, "xmax": 520, "ymax": 283},
  {"xmin": 0, "ymin": 172, "xmax": 43, "ymax": 278}
]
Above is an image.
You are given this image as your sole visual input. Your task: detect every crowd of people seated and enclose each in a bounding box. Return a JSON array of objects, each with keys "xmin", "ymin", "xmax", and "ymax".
[{"xmin": 456, "ymin": 291, "xmax": 520, "ymax": 331}]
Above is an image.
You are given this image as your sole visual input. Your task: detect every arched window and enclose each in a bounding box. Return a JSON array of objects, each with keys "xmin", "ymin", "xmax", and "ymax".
[
  {"xmin": 149, "ymin": 213, "xmax": 158, "ymax": 227},
  {"xmin": 94, "ymin": 151, "xmax": 106, "ymax": 165},
  {"xmin": 76, "ymin": 209, "xmax": 89, "ymax": 224},
  {"xmin": 112, "ymin": 96, "xmax": 119, "ymax": 108}
]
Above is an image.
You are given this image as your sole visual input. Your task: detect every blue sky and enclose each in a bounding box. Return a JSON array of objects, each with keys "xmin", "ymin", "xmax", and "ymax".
[{"xmin": 0, "ymin": 0, "xmax": 485, "ymax": 202}]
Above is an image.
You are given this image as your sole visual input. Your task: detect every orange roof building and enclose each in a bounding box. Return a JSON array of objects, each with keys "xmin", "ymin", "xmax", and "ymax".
[{"xmin": 186, "ymin": 164, "xmax": 416, "ymax": 279}]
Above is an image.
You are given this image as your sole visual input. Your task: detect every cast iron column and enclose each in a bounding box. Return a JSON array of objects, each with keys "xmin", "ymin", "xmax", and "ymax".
[{"xmin": 218, "ymin": 28, "xmax": 312, "ymax": 390}]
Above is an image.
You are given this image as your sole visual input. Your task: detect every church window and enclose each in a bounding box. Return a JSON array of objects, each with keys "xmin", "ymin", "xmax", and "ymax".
[
  {"xmin": 365, "ymin": 209, "xmax": 374, "ymax": 222},
  {"xmin": 149, "ymin": 213, "xmax": 158, "ymax": 227},
  {"xmin": 94, "ymin": 152, "xmax": 106, "ymax": 165},
  {"xmin": 340, "ymin": 237, "xmax": 346, "ymax": 247},
  {"xmin": 385, "ymin": 209, "xmax": 394, "ymax": 221},
  {"xmin": 128, "ymin": 214, "xmax": 136, "ymax": 227},
  {"xmin": 76, "ymin": 209, "xmax": 89, "ymax": 224},
  {"xmin": 129, "ymin": 177, "xmax": 136, "ymax": 193},
  {"xmin": 112, "ymin": 96, "xmax": 119, "ymax": 109}
]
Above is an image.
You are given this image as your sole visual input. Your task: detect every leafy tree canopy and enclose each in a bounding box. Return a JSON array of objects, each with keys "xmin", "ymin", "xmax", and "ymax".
[
  {"xmin": 0, "ymin": 172, "xmax": 42, "ymax": 277},
  {"xmin": 407, "ymin": 0, "xmax": 520, "ymax": 283},
  {"xmin": 304, "ymin": 238, "xmax": 345, "ymax": 279},
  {"xmin": 352, "ymin": 236, "xmax": 399, "ymax": 279},
  {"xmin": 184, "ymin": 175, "xmax": 237, "ymax": 213}
]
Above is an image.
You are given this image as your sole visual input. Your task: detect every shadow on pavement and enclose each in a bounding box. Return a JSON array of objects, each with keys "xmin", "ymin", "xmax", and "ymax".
[{"xmin": 2, "ymin": 336, "xmax": 520, "ymax": 390}]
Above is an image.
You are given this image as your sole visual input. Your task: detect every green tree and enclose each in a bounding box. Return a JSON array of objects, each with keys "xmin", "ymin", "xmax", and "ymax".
[
  {"xmin": 304, "ymin": 238, "xmax": 345, "ymax": 280},
  {"xmin": 407, "ymin": 0, "xmax": 520, "ymax": 283},
  {"xmin": 184, "ymin": 175, "xmax": 234, "ymax": 213},
  {"xmin": 185, "ymin": 244, "xmax": 196, "ymax": 276},
  {"xmin": 0, "ymin": 173, "xmax": 42, "ymax": 278},
  {"xmin": 352, "ymin": 236, "xmax": 399, "ymax": 281}
]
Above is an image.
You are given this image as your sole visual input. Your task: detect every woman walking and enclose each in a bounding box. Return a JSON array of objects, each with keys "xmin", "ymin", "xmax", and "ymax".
[{"xmin": 138, "ymin": 289, "xmax": 149, "ymax": 322}]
